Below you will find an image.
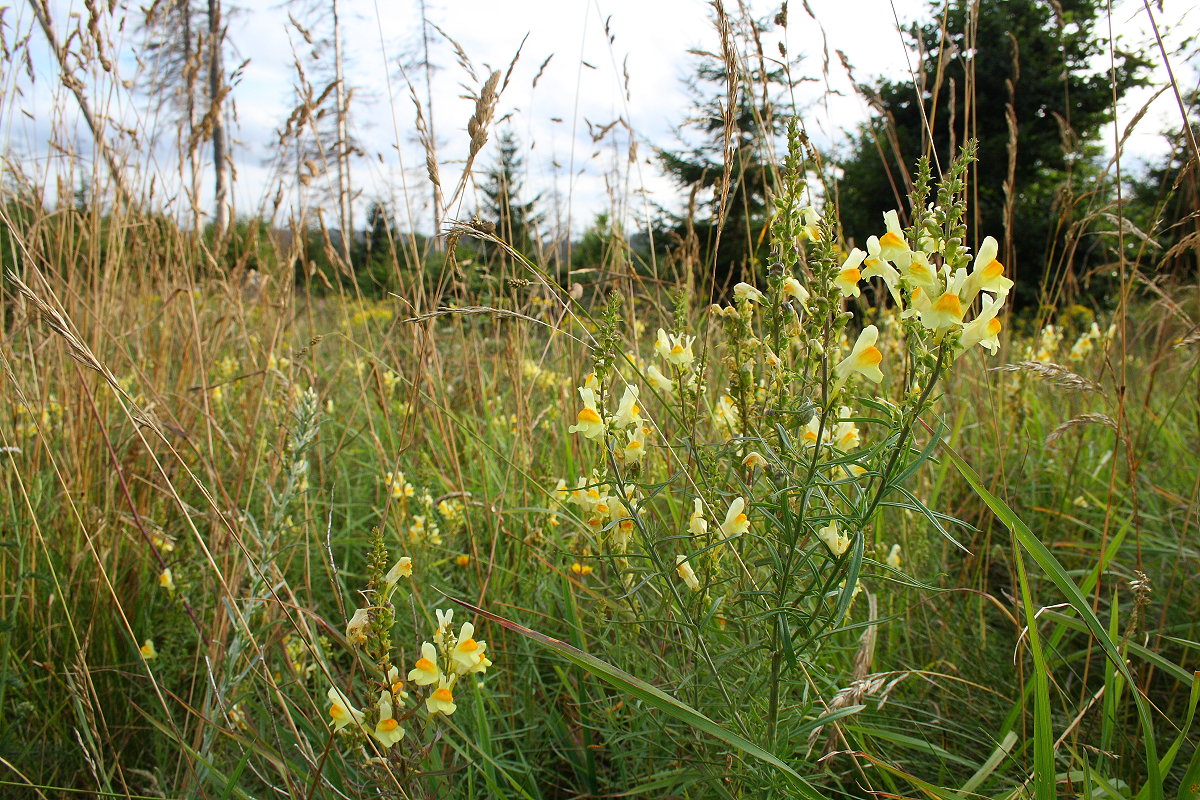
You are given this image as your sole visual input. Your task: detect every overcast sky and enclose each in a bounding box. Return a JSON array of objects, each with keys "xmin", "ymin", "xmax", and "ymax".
[{"xmin": 4, "ymin": 0, "xmax": 1197, "ymax": 237}]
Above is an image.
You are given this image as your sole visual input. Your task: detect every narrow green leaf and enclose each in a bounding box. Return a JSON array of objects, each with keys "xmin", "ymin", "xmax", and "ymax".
[
  {"xmin": 439, "ymin": 591, "xmax": 823, "ymax": 795},
  {"xmin": 940, "ymin": 440, "xmax": 1164, "ymax": 798}
]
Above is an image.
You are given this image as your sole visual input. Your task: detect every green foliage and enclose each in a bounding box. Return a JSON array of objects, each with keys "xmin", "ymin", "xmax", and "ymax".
[
  {"xmin": 836, "ymin": 0, "xmax": 1149, "ymax": 308},
  {"xmin": 657, "ymin": 11, "xmax": 793, "ymax": 292},
  {"xmin": 480, "ymin": 129, "xmax": 543, "ymax": 267}
]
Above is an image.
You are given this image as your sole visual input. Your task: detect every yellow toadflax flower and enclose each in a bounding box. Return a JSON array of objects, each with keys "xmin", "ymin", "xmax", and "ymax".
[
  {"xmin": 834, "ymin": 325, "xmax": 885, "ymax": 384},
  {"xmin": 877, "ymin": 210, "xmax": 913, "ymax": 266},
  {"xmin": 620, "ymin": 425, "xmax": 649, "ymax": 465},
  {"xmin": 159, "ymin": 568, "xmax": 175, "ymax": 592},
  {"xmin": 407, "ymin": 642, "xmax": 441, "ymax": 686},
  {"xmin": 688, "ymin": 498, "xmax": 708, "ymax": 537},
  {"xmin": 920, "ymin": 291, "xmax": 966, "ymax": 333},
  {"xmin": 327, "ymin": 686, "xmax": 364, "ymax": 731},
  {"xmin": 450, "ymin": 622, "xmax": 490, "ymax": 675},
  {"xmin": 613, "ymin": 385, "xmax": 642, "ymax": 428},
  {"xmin": 719, "ymin": 497, "xmax": 750, "ymax": 539},
  {"xmin": 885, "ymin": 544, "xmax": 902, "ymax": 570},
  {"xmin": 964, "ymin": 236, "xmax": 1014, "ymax": 301},
  {"xmin": 782, "ymin": 276, "xmax": 810, "ymax": 306},
  {"xmin": 646, "ymin": 365, "xmax": 674, "ymax": 393},
  {"xmin": 712, "ymin": 395, "xmax": 740, "ymax": 431},
  {"xmin": 733, "ymin": 282, "xmax": 765, "ymax": 304},
  {"xmin": 834, "ymin": 248, "xmax": 866, "ymax": 298},
  {"xmin": 139, "ymin": 639, "xmax": 157, "ymax": 660},
  {"xmin": 385, "ymin": 557, "xmax": 413, "ymax": 584},
  {"xmin": 346, "ymin": 608, "xmax": 371, "ymax": 646},
  {"xmin": 742, "ymin": 451, "xmax": 768, "ymax": 470},
  {"xmin": 958, "ymin": 295, "xmax": 1005, "ymax": 356},
  {"xmin": 426, "ymin": 677, "xmax": 457, "ymax": 716},
  {"xmin": 800, "ymin": 205, "xmax": 822, "ymax": 241},
  {"xmin": 675, "ymin": 555, "xmax": 701, "ymax": 591},
  {"xmin": 568, "ymin": 387, "xmax": 607, "ymax": 440},
  {"xmin": 654, "ymin": 329, "xmax": 696, "ymax": 367},
  {"xmin": 817, "ymin": 522, "xmax": 851, "ymax": 556},
  {"xmin": 372, "ymin": 691, "xmax": 405, "ymax": 747}
]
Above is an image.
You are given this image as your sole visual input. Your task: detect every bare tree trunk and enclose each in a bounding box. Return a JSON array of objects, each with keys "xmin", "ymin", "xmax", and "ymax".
[
  {"xmin": 332, "ymin": 0, "xmax": 352, "ymax": 265},
  {"xmin": 207, "ymin": 0, "xmax": 230, "ymax": 240}
]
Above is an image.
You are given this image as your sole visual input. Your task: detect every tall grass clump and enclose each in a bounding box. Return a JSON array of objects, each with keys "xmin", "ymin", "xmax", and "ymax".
[{"xmin": 2, "ymin": 1, "xmax": 1199, "ymax": 798}]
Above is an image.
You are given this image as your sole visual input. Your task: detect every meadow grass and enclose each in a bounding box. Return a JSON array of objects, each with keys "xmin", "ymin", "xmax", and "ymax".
[{"xmin": 2, "ymin": 3, "xmax": 1199, "ymax": 798}]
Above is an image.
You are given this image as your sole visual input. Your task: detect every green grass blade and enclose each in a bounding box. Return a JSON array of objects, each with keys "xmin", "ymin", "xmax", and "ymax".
[
  {"xmin": 939, "ymin": 440, "xmax": 1164, "ymax": 798},
  {"xmin": 439, "ymin": 591, "xmax": 821, "ymax": 794},
  {"xmin": 1014, "ymin": 545, "xmax": 1055, "ymax": 800}
]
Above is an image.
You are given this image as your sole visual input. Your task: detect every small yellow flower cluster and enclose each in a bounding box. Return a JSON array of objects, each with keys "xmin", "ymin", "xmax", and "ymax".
[
  {"xmin": 346, "ymin": 305, "xmax": 394, "ymax": 327},
  {"xmin": 405, "ymin": 609, "xmax": 493, "ymax": 718},
  {"xmin": 384, "ymin": 471, "xmax": 415, "ymax": 501},
  {"xmin": 554, "ymin": 475, "xmax": 639, "ymax": 550},
  {"xmin": 214, "ymin": 356, "xmax": 239, "ymax": 382},
  {"xmin": 13, "ymin": 401, "xmax": 64, "ymax": 438},
  {"xmin": 673, "ymin": 496, "xmax": 750, "ymax": 589},
  {"xmin": 522, "ymin": 358, "xmax": 565, "ymax": 391},
  {"xmin": 567, "ymin": 376, "xmax": 654, "ymax": 470},
  {"xmin": 1067, "ymin": 321, "xmax": 1114, "ymax": 362},
  {"xmin": 267, "ymin": 353, "xmax": 291, "ymax": 373}
]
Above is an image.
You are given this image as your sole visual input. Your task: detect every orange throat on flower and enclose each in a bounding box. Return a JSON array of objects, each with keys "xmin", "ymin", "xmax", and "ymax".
[
  {"xmin": 577, "ymin": 408, "xmax": 601, "ymax": 424},
  {"xmin": 415, "ymin": 657, "xmax": 435, "ymax": 672},
  {"xmin": 379, "ymin": 718, "xmax": 399, "ymax": 732},
  {"xmin": 460, "ymin": 638, "xmax": 479, "ymax": 653},
  {"xmin": 880, "ymin": 231, "xmax": 906, "ymax": 249},
  {"xmin": 433, "ymin": 688, "xmax": 453, "ymax": 702},
  {"xmin": 860, "ymin": 347, "xmax": 883, "ymax": 366},
  {"xmin": 933, "ymin": 293, "xmax": 964, "ymax": 317}
]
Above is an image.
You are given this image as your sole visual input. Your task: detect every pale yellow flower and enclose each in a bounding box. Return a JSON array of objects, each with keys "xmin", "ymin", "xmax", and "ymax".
[
  {"xmin": 451, "ymin": 622, "xmax": 488, "ymax": 674},
  {"xmin": 817, "ymin": 522, "xmax": 850, "ymax": 556},
  {"xmin": 719, "ymin": 497, "xmax": 750, "ymax": 539},
  {"xmin": 877, "ymin": 210, "xmax": 912, "ymax": 266},
  {"xmin": 834, "ymin": 248, "xmax": 866, "ymax": 298},
  {"xmin": 385, "ymin": 557, "xmax": 413, "ymax": 584},
  {"xmin": 613, "ymin": 385, "xmax": 642, "ymax": 428},
  {"xmin": 834, "ymin": 325, "xmax": 884, "ymax": 384},
  {"xmin": 688, "ymin": 498, "xmax": 708, "ymax": 537},
  {"xmin": 733, "ymin": 282, "xmax": 765, "ymax": 304},
  {"xmin": 328, "ymin": 686, "xmax": 364, "ymax": 731},
  {"xmin": 372, "ymin": 691, "xmax": 405, "ymax": 747},
  {"xmin": 158, "ymin": 568, "xmax": 175, "ymax": 592},
  {"xmin": 426, "ymin": 677, "xmax": 457, "ymax": 716},
  {"xmin": 346, "ymin": 608, "xmax": 371, "ymax": 646},
  {"xmin": 965, "ymin": 236, "xmax": 1014, "ymax": 300},
  {"xmin": 407, "ymin": 642, "xmax": 441, "ymax": 685},
  {"xmin": 646, "ymin": 365, "xmax": 674, "ymax": 393},
  {"xmin": 139, "ymin": 639, "xmax": 157, "ymax": 660},
  {"xmin": 885, "ymin": 544, "xmax": 902, "ymax": 570},
  {"xmin": 568, "ymin": 387, "xmax": 606, "ymax": 440},
  {"xmin": 620, "ymin": 425, "xmax": 649, "ymax": 465},
  {"xmin": 782, "ymin": 276, "xmax": 809, "ymax": 305},
  {"xmin": 742, "ymin": 451, "xmax": 768, "ymax": 470},
  {"xmin": 654, "ymin": 329, "xmax": 695, "ymax": 367},
  {"xmin": 675, "ymin": 555, "xmax": 701, "ymax": 591}
]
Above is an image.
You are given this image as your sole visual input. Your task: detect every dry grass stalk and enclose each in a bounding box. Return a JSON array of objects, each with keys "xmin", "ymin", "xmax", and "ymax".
[
  {"xmin": 990, "ymin": 361, "xmax": 1101, "ymax": 392},
  {"xmin": 1045, "ymin": 412, "xmax": 1118, "ymax": 445}
]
